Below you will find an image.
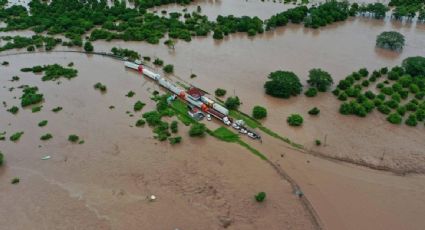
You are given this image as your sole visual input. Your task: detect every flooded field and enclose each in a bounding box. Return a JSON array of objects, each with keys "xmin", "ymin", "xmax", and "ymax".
[{"xmin": 1, "ymin": 1, "xmax": 425, "ymax": 230}]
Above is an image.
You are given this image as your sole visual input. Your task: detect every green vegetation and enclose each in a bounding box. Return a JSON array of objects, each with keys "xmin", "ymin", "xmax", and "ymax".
[
  {"xmin": 126, "ymin": 91, "xmax": 135, "ymax": 97},
  {"xmin": 134, "ymin": 101, "xmax": 146, "ymax": 111},
  {"xmin": 189, "ymin": 123, "xmax": 206, "ymax": 137},
  {"xmin": 0, "ymin": 151, "xmax": 3, "ymax": 166},
  {"xmin": 307, "ymin": 68, "xmax": 333, "ymax": 92},
  {"xmin": 153, "ymin": 58, "xmax": 164, "ymax": 66},
  {"xmin": 387, "ymin": 113, "xmax": 402, "ymax": 124},
  {"xmin": 11, "ymin": 177, "xmax": 20, "ymax": 184},
  {"xmin": 94, "ymin": 82, "xmax": 107, "ymax": 92},
  {"xmin": 255, "ymin": 192, "xmax": 266, "ymax": 202},
  {"xmin": 405, "ymin": 114, "xmax": 418, "ymax": 126},
  {"xmin": 168, "ymin": 136, "xmax": 182, "ymax": 145},
  {"xmin": 21, "ymin": 86, "xmax": 43, "ymax": 107},
  {"xmin": 0, "ymin": 35, "xmax": 62, "ymax": 52},
  {"xmin": 68, "ymin": 134, "xmax": 79, "ymax": 143},
  {"xmin": 111, "ymin": 47, "xmax": 140, "ymax": 61},
  {"xmin": 215, "ymin": 88, "xmax": 227, "ymax": 97},
  {"xmin": 264, "ymin": 70, "xmax": 302, "ymax": 98},
  {"xmin": 52, "ymin": 106, "xmax": 63, "ymax": 112},
  {"xmin": 170, "ymin": 100, "xmax": 193, "ymax": 125},
  {"xmin": 402, "ymin": 56, "xmax": 425, "ymax": 76},
  {"xmin": 7, "ymin": 106, "xmax": 19, "ymax": 114},
  {"xmin": 10, "ymin": 132, "xmax": 24, "ymax": 142},
  {"xmin": 83, "ymin": 41, "xmax": 93, "ymax": 52},
  {"xmin": 376, "ymin": 31, "xmax": 405, "ymax": 51},
  {"xmin": 40, "ymin": 133, "xmax": 53, "ymax": 140},
  {"xmin": 2, "ymin": 61, "xmax": 9, "ymax": 65},
  {"xmin": 210, "ymin": 127, "xmax": 239, "ymax": 142},
  {"xmin": 170, "ymin": 121, "xmax": 178, "ymax": 133},
  {"xmin": 163, "ymin": 64, "xmax": 174, "ymax": 74},
  {"xmin": 229, "ymin": 110, "xmax": 260, "ymax": 129},
  {"xmin": 135, "ymin": 119, "xmax": 146, "ymax": 127},
  {"xmin": 32, "ymin": 105, "xmax": 42, "ymax": 113},
  {"xmin": 287, "ymin": 114, "xmax": 303, "ymax": 126},
  {"xmin": 315, "ymin": 139, "xmax": 322, "ymax": 146},
  {"xmin": 11, "ymin": 76, "xmax": 19, "ymax": 82},
  {"xmin": 308, "ymin": 107, "xmax": 320, "ymax": 115},
  {"xmin": 304, "ymin": 88, "xmax": 318, "ymax": 97},
  {"xmin": 225, "ymin": 96, "xmax": 241, "ymax": 110},
  {"xmin": 252, "ymin": 106, "xmax": 267, "ymax": 119},
  {"xmin": 38, "ymin": 120, "xmax": 48, "ymax": 127},
  {"xmin": 21, "ymin": 64, "xmax": 78, "ymax": 81}
]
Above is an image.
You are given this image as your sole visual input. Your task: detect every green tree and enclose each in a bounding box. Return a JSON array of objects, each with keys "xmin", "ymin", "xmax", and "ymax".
[
  {"xmin": 84, "ymin": 41, "xmax": 94, "ymax": 52},
  {"xmin": 264, "ymin": 71, "xmax": 302, "ymax": 98},
  {"xmin": 189, "ymin": 123, "xmax": 206, "ymax": 137},
  {"xmin": 376, "ymin": 31, "xmax": 405, "ymax": 51},
  {"xmin": 307, "ymin": 68, "xmax": 333, "ymax": 92},
  {"xmin": 225, "ymin": 96, "xmax": 241, "ymax": 110},
  {"xmin": 402, "ymin": 56, "xmax": 425, "ymax": 76},
  {"xmin": 215, "ymin": 88, "xmax": 227, "ymax": 97},
  {"xmin": 287, "ymin": 114, "xmax": 303, "ymax": 126},
  {"xmin": 255, "ymin": 192, "xmax": 266, "ymax": 202},
  {"xmin": 252, "ymin": 106, "xmax": 267, "ymax": 119},
  {"xmin": 163, "ymin": 64, "xmax": 174, "ymax": 74}
]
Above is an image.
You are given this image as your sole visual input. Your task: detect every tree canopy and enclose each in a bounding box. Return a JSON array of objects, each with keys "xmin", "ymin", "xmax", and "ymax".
[
  {"xmin": 402, "ymin": 56, "xmax": 425, "ymax": 77},
  {"xmin": 307, "ymin": 68, "xmax": 333, "ymax": 92},
  {"xmin": 376, "ymin": 31, "xmax": 405, "ymax": 51},
  {"xmin": 264, "ymin": 71, "xmax": 302, "ymax": 98}
]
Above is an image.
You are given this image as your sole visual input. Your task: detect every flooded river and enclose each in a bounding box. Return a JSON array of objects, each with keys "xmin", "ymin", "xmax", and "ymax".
[{"xmin": 1, "ymin": 1, "xmax": 425, "ymax": 230}]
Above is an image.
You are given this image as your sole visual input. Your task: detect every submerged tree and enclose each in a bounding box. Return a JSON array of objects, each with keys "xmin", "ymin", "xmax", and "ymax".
[
  {"xmin": 264, "ymin": 71, "xmax": 302, "ymax": 98},
  {"xmin": 376, "ymin": 31, "xmax": 405, "ymax": 51}
]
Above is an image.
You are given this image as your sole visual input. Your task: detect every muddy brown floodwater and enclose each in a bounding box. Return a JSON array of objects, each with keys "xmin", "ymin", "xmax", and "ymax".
[{"xmin": 1, "ymin": 2, "xmax": 425, "ymax": 230}]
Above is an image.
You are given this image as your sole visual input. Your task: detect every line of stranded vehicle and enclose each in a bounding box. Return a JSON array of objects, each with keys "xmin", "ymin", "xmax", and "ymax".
[{"xmin": 124, "ymin": 61, "xmax": 261, "ymax": 140}]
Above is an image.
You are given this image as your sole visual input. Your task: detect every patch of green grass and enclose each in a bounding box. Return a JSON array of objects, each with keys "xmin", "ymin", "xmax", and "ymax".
[
  {"xmin": 236, "ymin": 140, "xmax": 267, "ymax": 160},
  {"xmin": 10, "ymin": 132, "xmax": 24, "ymax": 142},
  {"xmin": 229, "ymin": 110, "xmax": 260, "ymax": 129},
  {"xmin": 210, "ymin": 127, "xmax": 239, "ymax": 142},
  {"xmin": 170, "ymin": 100, "xmax": 193, "ymax": 126},
  {"xmin": 38, "ymin": 120, "xmax": 48, "ymax": 127}
]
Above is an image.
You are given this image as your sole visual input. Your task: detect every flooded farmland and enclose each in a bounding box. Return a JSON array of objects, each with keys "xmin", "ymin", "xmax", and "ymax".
[{"xmin": 1, "ymin": 1, "xmax": 425, "ymax": 230}]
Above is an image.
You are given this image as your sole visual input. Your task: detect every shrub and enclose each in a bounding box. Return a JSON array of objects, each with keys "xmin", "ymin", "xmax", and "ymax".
[
  {"xmin": 304, "ymin": 88, "xmax": 318, "ymax": 97},
  {"xmin": 380, "ymin": 67, "xmax": 388, "ymax": 74},
  {"xmin": 399, "ymin": 75, "xmax": 413, "ymax": 87},
  {"xmin": 264, "ymin": 71, "xmax": 302, "ymax": 98},
  {"xmin": 332, "ymin": 89, "xmax": 340, "ymax": 96},
  {"xmin": 339, "ymin": 102, "xmax": 352, "ymax": 115},
  {"xmin": 215, "ymin": 88, "xmax": 227, "ymax": 97},
  {"xmin": 0, "ymin": 151, "xmax": 3, "ymax": 166},
  {"xmin": 7, "ymin": 106, "xmax": 19, "ymax": 114},
  {"xmin": 287, "ymin": 114, "xmax": 303, "ymax": 126},
  {"xmin": 373, "ymin": 98, "xmax": 383, "ymax": 106},
  {"xmin": 381, "ymin": 87, "xmax": 394, "ymax": 95},
  {"xmin": 94, "ymin": 82, "xmax": 107, "ymax": 92},
  {"xmin": 385, "ymin": 100, "xmax": 399, "ymax": 109},
  {"xmin": 361, "ymin": 80, "xmax": 370, "ymax": 87},
  {"xmin": 402, "ymin": 56, "xmax": 425, "ymax": 76},
  {"xmin": 32, "ymin": 106, "xmax": 42, "ymax": 113},
  {"xmin": 170, "ymin": 121, "xmax": 178, "ymax": 133},
  {"xmin": 387, "ymin": 71, "xmax": 399, "ymax": 80},
  {"xmin": 21, "ymin": 86, "xmax": 43, "ymax": 107},
  {"xmin": 359, "ymin": 68, "xmax": 369, "ymax": 77},
  {"xmin": 38, "ymin": 120, "xmax": 48, "ymax": 127},
  {"xmin": 410, "ymin": 84, "xmax": 420, "ymax": 94},
  {"xmin": 11, "ymin": 177, "xmax": 20, "ymax": 184},
  {"xmin": 415, "ymin": 109, "xmax": 425, "ymax": 121},
  {"xmin": 391, "ymin": 93, "xmax": 401, "ymax": 102},
  {"xmin": 405, "ymin": 114, "xmax": 418, "ymax": 126},
  {"xmin": 225, "ymin": 96, "xmax": 241, "ymax": 110},
  {"xmin": 153, "ymin": 58, "xmax": 164, "ymax": 66},
  {"xmin": 255, "ymin": 192, "xmax": 266, "ymax": 202},
  {"xmin": 83, "ymin": 41, "xmax": 94, "ymax": 52},
  {"xmin": 397, "ymin": 106, "xmax": 406, "ymax": 116},
  {"xmin": 163, "ymin": 64, "xmax": 174, "ymax": 74},
  {"xmin": 52, "ymin": 106, "xmax": 63, "ymax": 112},
  {"xmin": 142, "ymin": 111, "xmax": 162, "ymax": 126},
  {"xmin": 308, "ymin": 107, "xmax": 320, "ymax": 115},
  {"xmin": 377, "ymin": 93, "xmax": 386, "ymax": 101},
  {"xmin": 252, "ymin": 106, "xmax": 267, "ymax": 119},
  {"xmin": 134, "ymin": 101, "xmax": 146, "ymax": 111},
  {"xmin": 189, "ymin": 123, "xmax": 206, "ymax": 137},
  {"xmin": 392, "ymin": 83, "xmax": 402, "ymax": 92},
  {"xmin": 399, "ymin": 90, "xmax": 409, "ymax": 99},
  {"xmin": 377, "ymin": 105, "xmax": 391, "ymax": 114},
  {"xmin": 135, "ymin": 119, "xmax": 146, "ymax": 127},
  {"xmin": 406, "ymin": 102, "xmax": 418, "ymax": 111},
  {"xmin": 68, "ymin": 135, "xmax": 79, "ymax": 143},
  {"xmin": 365, "ymin": 91, "xmax": 376, "ymax": 99},
  {"xmin": 307, "ymin": 68, "xmax": 333, "ymax": 92},
  {"xmin": 126, "ymin": 91, "xmax": 135, "ymax": 97},
  {"xmin": 345, "ymin": 87, "xmax": 360, "ymax": 98},
  {"xmin": 10, "ymin": 132, "xmax": 24, "ymax": 142},
  {"xmin": 376, "ymin": 31, "xmax": 405, "ymax": 51},
  {"xmin": 338, "ymin": 92, "xmax": 348, "ymax": 101},
  {"xmin": 40, "ymin": 133, "xmax": 53, "ymax": 140},
  {"xmin": 387, "ymin": 113, "xmax": 402, "ymax": 124},
  {"xmin": 376, "ymin": 83, "xmax": 384, "ymax": 89},
  {"xmin": 315, "ymin": 139, "xmax": 321, "ymax": 146},
  {"xmin": 169, "ymin": 136, "xmax": 182, "ymax": 145},
  {"xmin": 415, "ymin": 92, "xmax": 425, "ymax": 100}
]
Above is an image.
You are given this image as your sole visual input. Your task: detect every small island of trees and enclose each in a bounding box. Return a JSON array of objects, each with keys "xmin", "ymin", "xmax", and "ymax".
[
  {"xmin": 376, "ymin": 31, "xmax": 405, "ymax": 51},
  {"xmin": 264, "ymin": 71, "xmax": 302, "ymax": 99}
]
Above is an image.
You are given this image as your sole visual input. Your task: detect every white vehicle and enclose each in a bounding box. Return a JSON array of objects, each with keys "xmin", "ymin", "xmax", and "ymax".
[
  {"xmin": 239, "ymin": 129, "xmax": 248, "ymax": 134},
  {"xmin": 206, "ymin": 114, "xmax": 211, "ymax": 121},
  {"xmin": 232, "ymin": 123, "xmax": 240, "ymax": 130},
  {"xmin": 247, "ymin": 132, "xmax": 256, "ymax": 139}
]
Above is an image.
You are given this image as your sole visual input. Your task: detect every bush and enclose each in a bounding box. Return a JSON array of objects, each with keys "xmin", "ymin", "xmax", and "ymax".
[
  {"xmin": 32, "ymin": 106, "xmax": 42, "ymax": 113},
  {"xmin": 52, "ymin": 106, "xmax": 63, "ymax": 112},
  {"xmin": 345, "ymin": 87, "xmax": 360, "ymax": 98},
  {"xmin": 397, "ymin": 106, "xmax": 406, "ymax": 116},
  {"xmin": 361, "ymin": 80, "xmax": 370, "ymax": 87},
  {"xmin": 304, "ymin": 88, "xmax": 318, "ymax": 97},
  {"xmin": 94, "ymin": 82, "xmax": 107, "ymax": 92},
  {"xmin": 163, "ymin": 64, "xmax": 174, "ymax": 74},
  {"xmin": 40, "ymin": 133, "xmax": 53, "ymax": 140},
  {"xmin": 68, "ymin": 134, "xmax": 79, "ymax": 143},
  {"xmin": 339, "ymin": 102, "xmax": 352, "ymax": 115},
  {"xmin": 308, "ymin": 107, "xmax": 320, "ymax": 115},
  {"xmin": 409, "ymin": 84, "xmax": 420, "ymax": 94},
  {"xmin": 307, "ymin": 68, "xmax": 333, "ymax": 92},
  {"xmin": 338, "ymin": 92, "xmax": 348, "ymax": 101},
  {"xmin": 264, "ymin": 71, "xmax": 302, "ymax": 98},
  {"xmin": 381, "ymin": 87, "xmax": 394, "ymax": 95},
  {"xmin": 385, "ymin": 99, "xmax": 399, "ymax": 109},
  {"xmin": 10, "ymin": 132, "xmax": 24, "ymax": 142},
  {"xmin": 373, "ymin": 98, "xmax": 383, "ymax": 106},
  {"xmin": 215, "ymin": 88, "xmax": 227, "ymax": 97},
  {"xmin": 169, "ymin": 136, "xmax": 182, "ymax": 145},
  {"xmin": 387, "ymin": 71, "xmax": 400, "ymax": 80},
  {"xmin": 143, "ymin": 111, "xmax": 162, "ymax": 126},
  {"xmin": 287, "ymin": 114, "xmax": 303, "ymax": 126},
  {"xmin": 332, "ymin": 89, "xmax": 340, "ymax": 96},
  {"xmin": 252, "ymin": 106, "xmax": 267, "ymax": 119},
  {"xmin": 415, "ymin": 109, "xmax": 425, "ymax": 121},
  {"xmin": 377, "ymin": 104, "xmax": 391, "ymax": 114},
  {"xmin": 11, "ymin": 177, "xmax": 20, "ymax": 184},
  {"xmin": 402, "ymin": 56, "xmax": 425, "ymax": 76},
  {"xmin": 170, "ymin": 121, "xmax": 178, "ymax": 133},
  {"xmin": 391, "ymin": 93, "xmax": 401, "ymax": 102},
  {"xmin": 392, "ymin": 83, "xmax": 402, "ymax": 92},
  {"xmin": 134, "ymin": 101, "xmax": 146, "ymax": 111},
  {"xmin": 405, "ymin": 114, "xmax": 418, "ymax": 126},
  {"xmin": 255, "ymin": 192, "xmax": 266, "ymax": 202},
  {"xmin": 153, "ymin": 58, "xmax": 164, "ymax": 66},
  {"xmin": 376, "ymin": 83, "xmax": 384, "ymax": 89},
  {"xmin": 365, "ymin": 91, "xmax": 376, "ymax": 99},
  {"xmin": 189, "ymin": 123, "xmax": 206, "ymax": 137},
  {"xmin": 315, "ymin": 139, "xmax": 321, "ymax": 146},
  {"xmin": 38, "ymin": 120, "xmax": 48, "ymax": 127},
  {"xmin": 84, "ymin": 41, "xmax": 94, "ymax": 52},
  {"xmin": 359, "ymin": 68, "xmax": 369, "ymax": 77},
  {"xmin": 380, "ymin": 67, "xmax": 388, "ymax": 74},
  {"xmin": 225, "ymin": 96, "xmax": 241, "ymax": 110},
  {"xmin": 126, "ymin": 91, "xmax": 135, "ymax": 97},
  {"xmin": 387, "ymin": 113, "xmax": 402, "ymax": 124},
  {"xmin": 0, "ymin": 151, "xmax": 3, "ymax": 166},
  {"xmin": 7, "ymin": 106, "xmax": 19, "ymax": 114},
  {"xmin": 376, "ymin": 31, "xmax": 405, "ymax": 51},
  {"xmin": 135, "ymin": 119, "xmax": 146, "ymax": 127},
  {"xmin": 21, "ymin": 86, "xmax": 44, "ymax": 107},
  {"xmin": 406, "ymin": 102, "xmax": 418, "ymax": 111}
]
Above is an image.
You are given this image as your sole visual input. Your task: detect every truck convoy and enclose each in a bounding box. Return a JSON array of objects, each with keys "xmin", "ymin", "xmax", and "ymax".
[{"xmin": 124, "ymin": 61, "xmax": 260, "ymax": 139}]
